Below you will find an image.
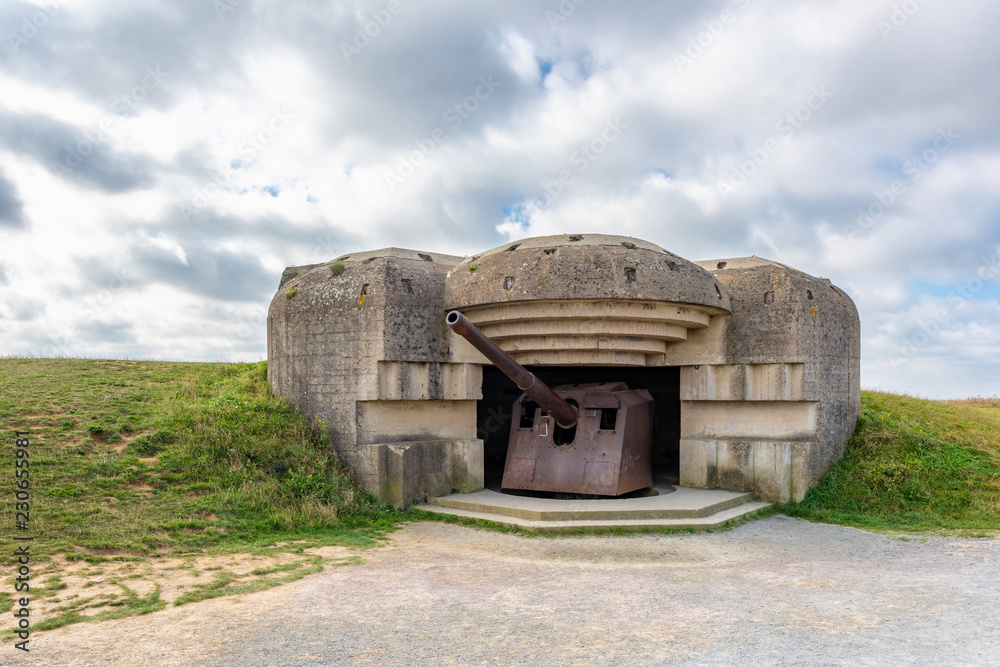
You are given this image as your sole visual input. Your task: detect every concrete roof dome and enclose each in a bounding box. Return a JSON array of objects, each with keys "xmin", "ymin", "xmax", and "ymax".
[
  {"xmin": 443, "ymin": 234, "xmax": 730, "ymax": 366},
  {"xmin": 444, "ymin": 234, "xmax": 730, "ymax": 312}
]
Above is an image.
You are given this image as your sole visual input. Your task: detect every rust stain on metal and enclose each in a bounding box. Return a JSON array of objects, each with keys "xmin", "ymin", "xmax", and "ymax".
[{"xmin": 503, "ymin": 382, "xmax": 653, "ymax": 496}]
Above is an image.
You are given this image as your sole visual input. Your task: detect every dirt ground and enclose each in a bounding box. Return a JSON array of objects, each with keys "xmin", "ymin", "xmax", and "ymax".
[
  {"xmin": 0, "ymin": 547, "xmax": 359, "ymax": 640},
  {"xmin": 7, "ymin": 516, "xmax": 1000, "ymax": 666}
]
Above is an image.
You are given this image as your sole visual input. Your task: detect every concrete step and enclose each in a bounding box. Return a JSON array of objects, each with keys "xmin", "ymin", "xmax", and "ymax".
[{"xmin": 415, "ymin": 484, "xmax": 772, "ymax": 533}]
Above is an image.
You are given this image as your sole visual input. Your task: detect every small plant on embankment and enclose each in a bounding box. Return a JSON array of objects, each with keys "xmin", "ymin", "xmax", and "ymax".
[{"xmin": 786, "ymin": 390, "xmax": 1000, "ymax": 534}]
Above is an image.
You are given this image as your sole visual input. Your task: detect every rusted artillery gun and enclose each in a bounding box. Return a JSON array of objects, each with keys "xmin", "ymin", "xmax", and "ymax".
[{"xmin": 446, "ymin": 310, "xmax": 654, "ymax": 496}]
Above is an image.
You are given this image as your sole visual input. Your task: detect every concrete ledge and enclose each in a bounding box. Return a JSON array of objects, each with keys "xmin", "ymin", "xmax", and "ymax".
[
  {"xmin": 375, "ymin": 362, "xmax": 482, "ymax": 401},
  {"xmin": 422, "ymin": 484, "xmax": 760, "ymax": 522},
  {"xmin": 681, "ymin": 400, "xmax": 818, "ymax": 440},
  {"xmin": 415, "ymin": 496, "xmax": 772, "ymax": 533},
  {"xmin": 680, "ymin": 363, "xmax": 806, "ymax": 401},
  {"xmin": 356, "ymin": 400, "xmax": 478, "ymax": 444}
]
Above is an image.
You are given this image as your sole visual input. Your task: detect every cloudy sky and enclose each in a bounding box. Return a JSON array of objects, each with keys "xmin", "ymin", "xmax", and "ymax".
[{"xmin": 1, "ymin": 0, "xmax": 998, "ymax": 399}]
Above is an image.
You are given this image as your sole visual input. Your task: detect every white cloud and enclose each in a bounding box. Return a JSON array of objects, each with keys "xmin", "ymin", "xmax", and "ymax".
[
  {"xmin": 498, "ymin": 30, "xmax": 540, "ymax": 84},
  {"xmin": 0, "ymin": 0, "xmax": 998, "ymax": 398}
]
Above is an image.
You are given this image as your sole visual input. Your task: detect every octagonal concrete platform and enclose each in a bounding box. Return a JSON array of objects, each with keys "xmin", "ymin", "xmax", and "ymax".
[{"xmin": 415, "ymin": 483, "xmax": 771, "ymax": 532}]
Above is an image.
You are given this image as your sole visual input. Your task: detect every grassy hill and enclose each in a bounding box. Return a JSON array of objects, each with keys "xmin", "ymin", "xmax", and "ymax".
[
  {"xmin": 1, "ymin": 359, "xmax": 997, "ymax": 633},
  {"xmin": 0, "ymin": 359, "xmax": 398, "ymax": 555},
  {"xmin": 787, "ymin": 391, "xmax": 1000, "ymax": 534},
  {"xmin": 0, "ymin": 358, "xmax": 402, "ymax": 633}
]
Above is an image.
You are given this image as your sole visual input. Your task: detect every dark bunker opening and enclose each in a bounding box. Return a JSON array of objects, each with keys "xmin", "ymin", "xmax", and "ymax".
[{"xmin": 477, "ymin": 365, "xmax": 681, "ymax": 491}]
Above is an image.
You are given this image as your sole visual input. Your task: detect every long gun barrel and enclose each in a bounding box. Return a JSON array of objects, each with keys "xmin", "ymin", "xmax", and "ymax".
[{"xmin": 446, "ymin": 310, "xmax": 578, "ymax": 428}]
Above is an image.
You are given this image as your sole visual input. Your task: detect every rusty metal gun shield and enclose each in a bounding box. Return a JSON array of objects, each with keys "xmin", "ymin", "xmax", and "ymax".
[{"xmin": 501, "ymin": 381, "xmax": 654, "ymax": 496}]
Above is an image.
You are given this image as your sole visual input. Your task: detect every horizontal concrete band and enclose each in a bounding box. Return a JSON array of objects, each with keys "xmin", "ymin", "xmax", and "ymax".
[
  {"xmin": 462, "ymin": 299, "xmax": 714, "ymax": 328},
  {"xmin": 681, "ymin": 363, "xmax": 807, "ymax": 401},
  {"xmin": 681, "ymin": 400, "xmax": 819, "ymax": 441},
  {"xmin": 356, "ymin": 399, "xmax": 478, "ymax": 444},
  {"xmin": 508, "ymin": 349, "xmax": 655, "ymax": 366},
  {"xmin": 374, "ymin": 362, "xmax": 483, "ymax": 401},
  {"xmin": 505, "ymin": 334, "xmax": 673, "ymax": 352},
  {"xmin": 476, "ymin": 320, "xmax": 689, "ymax": 341}
]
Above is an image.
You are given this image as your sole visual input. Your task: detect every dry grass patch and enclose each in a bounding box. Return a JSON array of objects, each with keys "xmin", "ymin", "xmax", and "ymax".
[
  {"xmin": 0, "ymin": 546, "xmax": 362, "ymax": 638},
  {"xmin": 945, "ymin": 395, "xmax": 1000, "ymax": 408}
]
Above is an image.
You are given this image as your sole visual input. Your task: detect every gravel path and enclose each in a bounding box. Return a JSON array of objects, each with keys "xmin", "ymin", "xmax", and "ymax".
[{"xmin": 9, "ymin": 516, "xmax": 1000, "ymax": 666}]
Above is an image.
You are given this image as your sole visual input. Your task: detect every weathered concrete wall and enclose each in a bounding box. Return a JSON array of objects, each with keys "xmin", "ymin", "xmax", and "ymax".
[
  {"xmin": 267, "ymin": 249, "xmax": 483, "ymax": 507},
  {"xmin": 677, "ymin": 257, "xmax": 862, "ymax": 502},
  {"xmin": 268, "ymin": 240, "xmax": 860, "ymax": 507}
]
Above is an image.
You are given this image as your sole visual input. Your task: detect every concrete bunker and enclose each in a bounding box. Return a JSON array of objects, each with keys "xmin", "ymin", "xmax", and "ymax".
[{"xmin": 267, "ymin": 234, "xmax": 860, "ymax": 507}]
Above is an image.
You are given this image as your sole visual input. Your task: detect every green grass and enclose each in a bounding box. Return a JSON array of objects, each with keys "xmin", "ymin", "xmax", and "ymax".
[
  {"xmin": 787, "ymin": 390, "xmax": 1000, "ymax": 534},
  {"xmin": 0, "ymin": 359, "xmax": 403, "ymax": 560},
  {"xmin": 3, "ymin": 360, "xmax": 998, "ymax": 634},
  {"xmin": 33, "ymin": 582, "xmax": 166, "ymax": 632},
  {"xmin": 172, "ymin": 554, "xmax": 360, "ymax": 606}
]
